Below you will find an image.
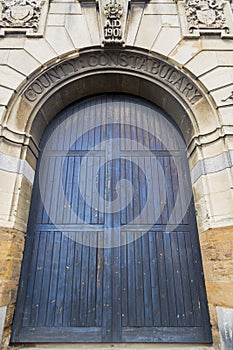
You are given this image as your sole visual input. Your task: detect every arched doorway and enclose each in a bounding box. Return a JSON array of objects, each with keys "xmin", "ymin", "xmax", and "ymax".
[{"xmin": 11, "ymin": 94, "xmax": 212, "ymax": 343}]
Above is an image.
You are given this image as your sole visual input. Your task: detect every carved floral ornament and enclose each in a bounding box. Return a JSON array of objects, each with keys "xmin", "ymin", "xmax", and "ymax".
[{"xmin": 0, "ymin": 0, "xmax": 48, "ymax": 36}]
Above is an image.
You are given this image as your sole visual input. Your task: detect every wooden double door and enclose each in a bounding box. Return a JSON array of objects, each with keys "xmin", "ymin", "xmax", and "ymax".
[{"xmin": 12, "ymin": 95, "xmax": 212, "ymax": 343}]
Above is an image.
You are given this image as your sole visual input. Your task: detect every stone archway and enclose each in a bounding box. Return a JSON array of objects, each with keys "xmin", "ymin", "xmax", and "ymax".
[{"xmin": 0, "ymin": 47, "xmax": 222, "ymax": 346}]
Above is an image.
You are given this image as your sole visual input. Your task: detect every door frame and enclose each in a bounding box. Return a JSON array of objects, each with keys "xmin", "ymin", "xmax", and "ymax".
[{"xmin": 2, "ymin": 47, "xmax": 218, "ymax": 345}]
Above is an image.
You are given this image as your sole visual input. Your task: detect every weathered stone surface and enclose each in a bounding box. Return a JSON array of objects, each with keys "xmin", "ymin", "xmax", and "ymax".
[
  {"xmin": 65, "ymin": 15, "xmax": 92, "ymax": 48},
  {"xmin": 200, "ymin": 228, "xmax": 233, "ymax": 301},
  {"xmin": 170, "ymin": 40, "xmax": 201, "ymax": 64},
  {"xmin": 49, "ymin": 2, "xmax": 82, "ymax": 14},
  {"xmin": 5, "ymin": 50, "xmax": 40, "ymax": 76},
  {"xmin": 0, "ymin": 228, "xmax": 24, "ymax": 345},
  {"xmin": 0, "ymin": 306, "xmax": 6, "ymax": 345},
  {"xmin": 152, "ymin": 27, "xmax": 181, "ymax": 56},
  {"xmin": 0, "ymin": 66, "xmax": 26, "ymax": 91},
  {"xmin": 44, "ymin": 26, "xmax": 75, "ymax": 55},
  {"xmin": 0, "ymin": 87, "xmax": 14, "ymax": 106},
  {"xmin": 216, "ymin": 307, "xmax": 233, "ymax": 350},
  {"xmin": 200, "ymin": 67, "xmax": 233, "ymax": 91},
  {"xmin": 186, "ymin": 51, "xmax": 218, "ymax": 76},
  {"xmin": 24, "ymin": 39, "xmax": 58, "ymax": 65},
  {"xmin": 199, "ymin": 227, "xmax": 233, "ymax": 348},
  {"xmin": 135, "ymin": 15, "xmax": 162, "ymax": 49}
]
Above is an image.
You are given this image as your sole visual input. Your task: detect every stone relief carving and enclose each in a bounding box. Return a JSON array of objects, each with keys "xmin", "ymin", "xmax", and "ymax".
[
  {"xmin": 103, "ymin": 0, "xmax": 123, "ymax": 44},
  {"xmin": 0, "ymin": 0, "xmax": 42, "ymax": 31},
  {"xmin": 0, "ymin": 0, "xmax": 48, "ymax": 36},
  {"xmin": 96, "ymin": 0, "xmax": 129, "ymax": 46},
  {"xmin": 185, "ymin": 0, "xmax": 229, "ymax": 32},
  {"xmin": 177, "ymin": 0, "xmax": 233, "ymax": 37}
]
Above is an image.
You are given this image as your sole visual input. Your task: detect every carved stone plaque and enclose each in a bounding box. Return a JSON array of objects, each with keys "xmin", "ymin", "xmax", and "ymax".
[
  {"xmin": 97, "ymin": 0, "xmax": 129, "ymax": 46},
  {"xmin": 0, "ymin": 0, "xmax": 49, "ymax": 36},
  {"xmin": 176, "ymin": 0, "xmax": 233, "ymax": 37},
  {"xmin": 103, "ymin": 0, "xmax": 123, "ymax": 44}
]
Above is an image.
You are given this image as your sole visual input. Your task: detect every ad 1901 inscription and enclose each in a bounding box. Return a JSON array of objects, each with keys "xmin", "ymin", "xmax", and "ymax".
[{"xmin": 24, "ymin": 51, "xmax": 202, "ymax": 105}]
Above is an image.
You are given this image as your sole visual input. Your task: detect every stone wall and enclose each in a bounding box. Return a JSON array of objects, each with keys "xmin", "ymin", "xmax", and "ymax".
[
  {"xmin": 0, "ymin": 228, "xmax": 25, "ymax": 347},
  {"xmin": 0, "ymin": 0, "xmax": 233, "ymax": 347}
]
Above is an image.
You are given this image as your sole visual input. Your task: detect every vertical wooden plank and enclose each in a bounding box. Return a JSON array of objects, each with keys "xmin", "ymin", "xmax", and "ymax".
[
  {"xmin": 41, "ymin": 156, "xmax": 56, "ymax": 224},
  {"xmin": 177, "ymin": 232, "xmax": 194, "ymax": 326},
  {"xmin": 77, "ymin": 151, "xmax": 88, "ymax": 224},
  {"xmin": 112, "ymin": 245, "xmax": 122, "ymax": 341},
  {"xmin": 54, "ymin": 157, "xmax": 66, "ymax": 225},
  {"xmin": 134, "ymin": 234, "xmax": 144, "ymax": 326},
  {"xmin": 54, "ymin": 233, "xmax": 69, "ymax": 326},
  {"xmin": 37, "ymin": 155, "xmax": 49, "ymax": 224},
  {"xmin": 120, "ymin": 158, "xmax": 127, "ymax": 225},
  {"xmin": 149, "ymin": 157, "xmax": 161, "ymax": 225},
  {"xmin": 22, "ymin": 232, "xmax": 40, "ymax": 327},
  {"xmin": 98, "ymin": 156, "xmax": 105, "ymax": 224},
  {"xmin": 84, "ymin": 156, "xmax": 93, "ymax": 224},
  {"xmin": 45, "ymin": 231, "xmax": 61, "ymax": 326},
  {"xmin": 63, "ymin": 156, "xmax": 75, "ymax": 224},
  {"xmin": 74, "ymin": 105, "xmax": 85, "ymax": 151},
  {"xmin": 96, "ymin": 232, "xmax": 104, "ymax": 327},
  {"xmin": 71, "ymin": 232, "xmax": 83, "ymax": 326},
  {"xmin": 120, "ymin": 232, "xmax": 128, "ymax": 327},
  {"xmin": 163, "ymin": 232, "xmax": 177, "ymax": 326},
  {"xmin": 91, "ymin": 155, "xmax": 99, "ymax": 225},
  {"xmin": 127, "ymin": 232, "xmax": 136, "ymax": 326},
  {"xmin": 185, "ymin": 232, "xmax": 203, "ymax": 326},
  {"xmin": 79, "ymin": 235, "xmax": 90, "ymax": 326},
  {"xmin": 132, "ymin": 155, "xmax": 140, "ymax": 224},
  {"xmin": 87, "ymin": 235, "xmax": 98, "ymax": 326},
  {"xmin": 102, "ymin": 246, "xmax": 113, "ymax": 341},
  {"xmin": 71, "ymin": 157, "xmax": 80, "ymax": 224},
  {"xmin": 37, "ymin": 232, "xmax": 54, "ymax": 326},
  {"xmin": 191, "ymin": 230, "xmax": 210, "ymax": 326},
  {"xmin": 148, "ymin": 231, "xmax": 161, "ymax": 326},
  {"xmin": 63, "ymin": 232, "xmax": 76, "ymax": 326},
  {"xmin": 164, "ymin": 157, "xmax": 174, "ymax": 224},
  {"xmin": 170, "ymin": 232, "xmax": 186, "ymax": 326},
  {"xmin": 30, "ymin": 232, "xmax": 47, "ymax": 326},
  {"xmin": 140, "ymin": 156, "xmax": 149, "ymax": 225},
  {"xmin": 169, "ymin": 155, "xmax": 182, "ymax": 225},
  {"xmin": 156, "ymin": 232, "xmax": 169, "ymax": 326},
  {"xmin": 141, "ymin": 233, "xmax": 153, "ymax": 326},
  {"xmin": 158, "ymin": 157, "xmax": 167, "ymax": 225}
]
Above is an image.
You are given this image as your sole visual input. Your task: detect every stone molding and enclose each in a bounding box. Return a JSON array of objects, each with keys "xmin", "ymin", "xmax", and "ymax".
[
  {"xmin": 22, "ymin": 50, "xmax": 203, "ymax": 105},
  {"xmin": 190, "ymin": 150, "xmax": 233, "ymax": 184},
  {"xmin": 0, "ymin": 47, "xmax": 226, "ymax": 166},
  {"xmin": 0, "ymin": 0, "xmax": 50, "ymax": 37},
  {"xmin": 0, "ymin": 152, "xmax": 34, "ymax": 183}
]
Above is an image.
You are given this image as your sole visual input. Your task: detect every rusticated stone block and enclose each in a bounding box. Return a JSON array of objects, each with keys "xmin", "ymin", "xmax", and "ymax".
[
  {"xmin": 199, "ymin": 227, "xmax": 233, "ymax": 349},
  {"xmin": 0, "ymin": 227, "xmax": 25, "ymax": 345}
]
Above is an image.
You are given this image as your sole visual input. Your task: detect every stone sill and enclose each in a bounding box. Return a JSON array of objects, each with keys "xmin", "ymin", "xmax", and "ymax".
[{"xmin": 12, "ymin": 344, "xmax": 216, "ymax": 350}]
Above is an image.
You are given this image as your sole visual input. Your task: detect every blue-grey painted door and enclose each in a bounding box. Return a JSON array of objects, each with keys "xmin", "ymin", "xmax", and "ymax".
[{"xmin": 11, "ymin": 95, "xmax": 212, "ymax": 343}]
